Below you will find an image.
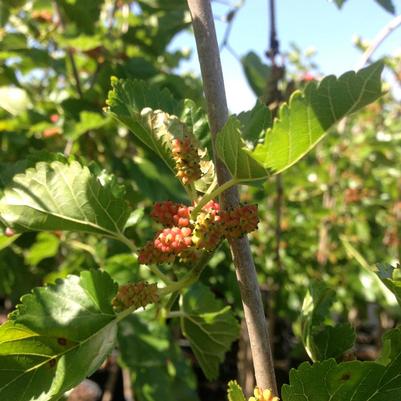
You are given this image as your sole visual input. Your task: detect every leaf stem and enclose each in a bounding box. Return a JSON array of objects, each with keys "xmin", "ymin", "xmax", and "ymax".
[
  {"xmin": 356, "ymin": 14, "xmax": 401, "ymax": 70},
  {"xmin": 191, "ymin": 177, "xmax": 238, "ymax": 218},
  {"xmin": 158, "ymin": 250, "xmax": 213, "ymax": 297},
  {"xmin": 167, "ymin": 311, "xmax": 183, "ymax": 319}
]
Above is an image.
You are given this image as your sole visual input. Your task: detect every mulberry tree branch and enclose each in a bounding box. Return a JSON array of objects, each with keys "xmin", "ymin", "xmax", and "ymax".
[{"xmin": 186, "ymin": 0, "xmax": 278, "ymax": 394}]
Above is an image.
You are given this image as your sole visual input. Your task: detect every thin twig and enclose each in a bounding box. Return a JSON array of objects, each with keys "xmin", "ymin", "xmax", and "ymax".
[
  {"xmin": 266, "ymin": 0, "xmax": 284, "ymax": 272},
  {"xmin": 274, "ymin": 175, "xmax": 283, "ymax": 271},
  {"xmin": 356, "ymin": 14, "xmax": 401, "ymax": 70},
  {"xmin": 186, "ymin": 0, "xmax": 278, "ymax": 394},
  {"xmin": 122, "ymin": 368, "xmax": 135, "ymax": 401},
  {"xmin": 266, "ymin": 0, "xmax": 283, "ymax": 365},
  {"xmin": 54, "ymin": 2, "xmax": 84, "ymax": 98},
  {"xmin": 101, "ymin": 355, "xmax": 119, "ymax": 401},
  {"xmin": 268, "ymin": 0, "xmax": 279, "ymax": 60},
  {"xmin": 219, "ymin": 1, "xmax": 244, "ymax": 52}
]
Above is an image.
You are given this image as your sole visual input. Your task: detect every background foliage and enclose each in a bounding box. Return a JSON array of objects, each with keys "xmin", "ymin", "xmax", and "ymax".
[{"xmin": 0, "ymin": 0, "xmax": 400, "ymax": 400}]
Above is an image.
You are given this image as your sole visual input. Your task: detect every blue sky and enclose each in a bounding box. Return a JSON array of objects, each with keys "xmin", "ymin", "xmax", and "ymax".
[{"xmin": 170, "ymin": 0, "xmax": 400, "ymax": 112}]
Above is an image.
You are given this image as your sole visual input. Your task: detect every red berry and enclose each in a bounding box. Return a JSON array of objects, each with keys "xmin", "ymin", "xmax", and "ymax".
[
  {"xmin": 151, "ymin": 201, "xmax": 192, "ymax": 228},
  {"xmin": 42, "ymin": 127, "xmax": 61, "ymax": 138},
  {"xmin": 302, "ymin": 72, "xmax": 315, "ymax": 82},
  {"xmin": 4, "ymin": 227, "xmax": 16, "ymax": 237},
  {"xmin": 154, "ymin": 227, "xmax": 193, "ymax": 253},
  {"xmin": 138, "ymin": 240, "xmax": 175, "ymax": 265},
  {"xmin": 50, "ymin": 114, "xmax": 60, "ymax": 123}
]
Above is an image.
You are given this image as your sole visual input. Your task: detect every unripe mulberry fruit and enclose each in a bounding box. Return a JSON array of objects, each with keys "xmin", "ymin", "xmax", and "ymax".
[
  {"xmin": 171, "ymin": 136, "xmax": 201, "ymax": 185},
  {"xmin": 177, "ymin": 247, "xmax": 202, "ymax": 264},
  {"xmin": 249, "ymin": 387, "xmax": 279, "ymax": 401},
  {"xmin": 192, "ymin": 199, "xmax": 224, "ymax": 250},
  {"xmin": 138, "ymin": 240, "xmax": 175, "ymax": 265},
  {"xmin": 192, "ymin": 212, "xmax": 223, "ymax": 251},
  {"xmin": 154, "ymin": 226, "xmax": 193, "ymax": 253},
  {"xmin": 222, "ymin": 204, "xmax": 259, "ymax": 239},
  {"xmin": 112, "ymin": 281, "xmax": 159, "ymax": 311}
]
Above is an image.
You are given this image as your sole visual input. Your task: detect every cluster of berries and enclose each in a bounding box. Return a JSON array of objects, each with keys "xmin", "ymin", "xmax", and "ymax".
[
  {"xmin": 112, "ymin": 282, "xmax": 159, "ymax": 311},
  {"xmin": 171, "ymin": 136, "xmax": 202, "ymax": 185},
  {"xmin": 249, "ymin": 387, "xmax": 280, "ymax": 401},
  {"xmin": 138, "ymin": 199, "xmax": 259, "ymax": 265}
]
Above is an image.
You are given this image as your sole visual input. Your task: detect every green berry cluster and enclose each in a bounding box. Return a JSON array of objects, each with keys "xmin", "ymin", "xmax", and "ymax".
[{"xmin": 112, "ymin": 282, "xmax": 159, "ymax": 311}]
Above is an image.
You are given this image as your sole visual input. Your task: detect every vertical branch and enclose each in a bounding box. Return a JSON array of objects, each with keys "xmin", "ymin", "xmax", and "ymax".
[
  {"xmin": 266, "ymin": 0, "xmax": 283, "ymax": 271},
  {"xmin": 54, "ymin": 1, "xmax": 83, "ymax": 99},
  {"xmin": 317, "ymin": 160, "xmax": 337, "ymax": 266},
  {"xmin": 186, "ymin": 0, "xmax": 278, "ymax": 394},
  {"xmin": 274, "ymin": 175, "xmax": 283, "ymax": 271}
]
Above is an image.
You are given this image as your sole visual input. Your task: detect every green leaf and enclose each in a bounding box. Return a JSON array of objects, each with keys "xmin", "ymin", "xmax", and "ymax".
[
  {"xmin": 0, "ymin": 86, "xmax": 31, "ymax": 115},
  {"xmin": 252, "ymin": 61, "xmax": 383, "ymax": 173},
  {"xmin": 0, "ymin": 270, "xmax": 118, "ymax": 401},
  {"xmin": 103, "ymin": 253, "xmax": 140, "ymax": 285},
  {"xmin": 0, "ymin": 161, "xmax": 130, "ymax": 238},
  {"xmin": 56, "ymin": 34, "xmax": 103, "ymax": 52},
  {"xmin": 180, "ymin": 283, "xmax": 240, "ymax": 380},
  {"xmin": 118, "ymin": 313, "xmax": 199, "ymax": 401},
  {"xmin": 66, "ymin": 111, "xmax": 108, "ymax": 140},
  {"xmin": 106, "ymin": 79, "xmax": 179, "ymax": 172},
  {"xmin": 105, "ymin": 80, "xmax": 179, "ymax": 172},
  {"xmin": 237, "ymin": 101, "xmax": 272, "ymax": 145},
  {"xmin": 25, "ymin": 232, "xmax": 60, "ymax": 266},
  {"xmin": 313, "ymin": 324, "xmax": 356, "ymax": 360},
  {"xmin": 217, "ymin": 62, "xmax": 383, "ymax": 182},
  {"xmin": 333, "ymin": 0, "xmax": 346, "ymax": 8},
  {"xmin": 282, "ymin": 354, "xmax": 401, "ymax": 401},
  {"xmin": 374, "ymin": 0, "xmax": 395, "ymax": 14},
  {"xmin": 0, "ymin": 248, "xmax": 36, "ymax": 301},
  {"xmin": 377, "ymin": 326, "xmax": 401, "ymax": 365},
  {"xmin": 241, "ymin": 51, "xmax": 271, "ymax": 97},
  {"xmin": 0, "ymin": 233, "xmax": 20, "ymax": 251},
  {"xmin": 300, "ymin": 283, "xmax": 355, "ymax": 361},
  {"xmin": 227, "ymin": 380, "xmax": 247, "ymax": 401},
  {"xmin": 57, "ymin": 0, "xmax": 104, "ymax": 34},
  {"xmin": 376, "ymin": 263, "xmax": 401, "ymax": 306},
  {"xmin": 106, "ymin": 78, "xmax": 213, "ymax": 187},
  {"xmin": 216, "ymin": 117, "xmax": 270, "ymax": 184}
]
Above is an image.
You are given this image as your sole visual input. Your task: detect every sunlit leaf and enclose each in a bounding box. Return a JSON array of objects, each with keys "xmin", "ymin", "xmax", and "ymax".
[
  {"xmin": 106, "ymin": 78, "xmax": 214, "ymax": 186},
  {"xmin": 253, "ymin": 61, "xmax": 383, "ymax": 172},
  {"xmin": 0, "ymin": 86, "xmax": 31, "ymax": 115},
  {"xmin": 0, "ymin": 270, "xmax": 118, "ymax": 401},
  {"xmin": 0, "ymin": 161, "xmax": 130, "ymax": 238},
  {"xmin": 227, "ymin": 380, "xmax": 246, "ymax": 401},
  {"xmin": 282, "ymin": 352, "xmax": 401, "ymax": 401},
  {"xmin": 376, "ymin": 263, "xmax": 401, "ymax": 306},
  {"xmin": 216, "ymin": 117, "xmax": 269, "ymax": 184},
  {"xmin": 217, "ymin": 62, "xmax": 383, "ymax": 182}
]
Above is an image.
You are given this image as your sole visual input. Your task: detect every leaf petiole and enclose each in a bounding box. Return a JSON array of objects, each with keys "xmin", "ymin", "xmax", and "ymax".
[
  {"xmin": 190, "ymin": 178, "xmax": 238, "ymax": 219},
  {"xmin": 115, "ymin": 233, "xmax": 173, "ymax": 284},
  {"xmin": 158, "ymin": 250, "xmax": 215, "ymax": 297}
]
